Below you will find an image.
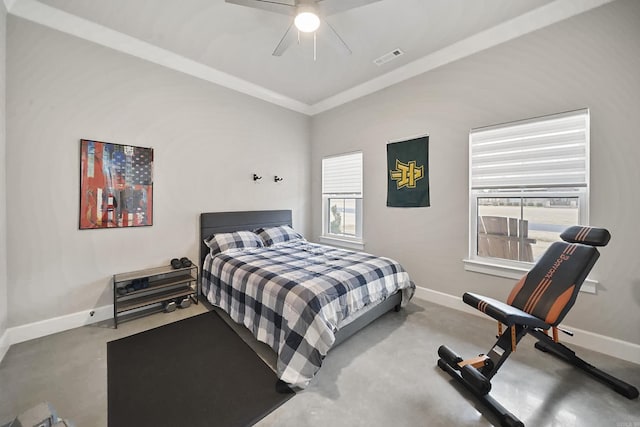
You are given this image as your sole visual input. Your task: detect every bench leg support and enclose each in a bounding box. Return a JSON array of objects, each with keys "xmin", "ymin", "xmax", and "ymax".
[{"xmin": 532, "ymin": 332, "xmax": 639, "ymax": 399}]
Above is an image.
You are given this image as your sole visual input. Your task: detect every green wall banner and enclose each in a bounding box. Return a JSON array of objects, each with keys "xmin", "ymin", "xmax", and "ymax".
[{"xmin": 387, "ymin": 135, "xmax": 430, "ymax": 208}]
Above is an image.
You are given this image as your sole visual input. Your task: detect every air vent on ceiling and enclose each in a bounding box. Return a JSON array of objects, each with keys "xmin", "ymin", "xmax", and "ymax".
[{"xmin": 373, "ymin": 48, "xmax": 404, "ymax": 66}]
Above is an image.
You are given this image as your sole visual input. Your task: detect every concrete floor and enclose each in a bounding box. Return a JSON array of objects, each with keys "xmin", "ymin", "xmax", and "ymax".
[{"xmin": 1, "ymin": 298, "xmax": 639, "ymax": 426}]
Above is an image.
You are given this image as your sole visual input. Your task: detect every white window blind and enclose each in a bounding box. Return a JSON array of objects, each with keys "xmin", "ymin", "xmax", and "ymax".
[
  {"xmin": 470, "ymin": 109, "xmax": 589, "ymax": 190},
  {"xmin": 322, "ymin": 152, "xmax": 363, "ymax": 195}
]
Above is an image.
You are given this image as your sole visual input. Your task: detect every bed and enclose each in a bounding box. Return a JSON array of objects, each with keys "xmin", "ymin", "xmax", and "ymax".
[{"xmin": 199, "ymin": 210, "xmax": 415, "ymax": 388}]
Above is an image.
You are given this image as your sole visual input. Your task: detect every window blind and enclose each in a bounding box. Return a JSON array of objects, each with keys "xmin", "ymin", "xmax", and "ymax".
[
  {"xmin": 322, "ymin": 152, "xmax": 363, "ymax": 195},
  {"xmin": 470, "ymin": 109, "xmax": 589, "ymax": 190}
]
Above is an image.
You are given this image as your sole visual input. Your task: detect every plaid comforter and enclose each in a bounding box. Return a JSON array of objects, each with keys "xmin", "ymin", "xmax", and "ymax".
[{"xmin": 202, "ymin": 240, "xmax": 414, "ymax": 387}]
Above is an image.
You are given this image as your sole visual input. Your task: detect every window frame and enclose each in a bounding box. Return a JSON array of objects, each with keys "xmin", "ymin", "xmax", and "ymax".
[
  {"xmin": 464, "ymin": 110, "xmax": 595, "ymax": 292},
  {"xmin": 320, "ymin": 151, "xmax": 364, "ymax": 250},
  {"xmin": 468, "ymin": 188, "xmax": 589, "ymax": 266}
]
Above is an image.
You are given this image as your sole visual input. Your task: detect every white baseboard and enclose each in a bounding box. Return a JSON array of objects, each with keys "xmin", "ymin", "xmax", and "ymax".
[
  {"xmin": 1, "ymin": 305, "xmax": 113, "ymax": 364},
  {"xmin": 414, "ymin": 286, "xmax": 640, "ymax": 365},
  {"xmin": 0, "ymin": 302, "xmax": 170, "ymax": 364},
  {"xmin": 2, "ymin": 289, "xmax": 639, "ymax": 367}
]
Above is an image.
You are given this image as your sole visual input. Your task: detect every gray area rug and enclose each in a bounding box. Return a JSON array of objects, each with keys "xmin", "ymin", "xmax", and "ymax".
[{"xmin": 107, "ymin": 311, "xmax": 293, "ymax": 427}]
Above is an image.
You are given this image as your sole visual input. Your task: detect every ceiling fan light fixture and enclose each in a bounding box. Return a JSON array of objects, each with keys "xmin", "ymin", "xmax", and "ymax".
[{"xmin": 294, "ymin": 11, "xmax": 320, "ymax": 33}]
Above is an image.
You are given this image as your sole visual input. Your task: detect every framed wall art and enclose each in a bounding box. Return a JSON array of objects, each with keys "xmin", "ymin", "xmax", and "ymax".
[{"xmin": 79, "ymin": 139, "xmax": 153, "ymax": 229}]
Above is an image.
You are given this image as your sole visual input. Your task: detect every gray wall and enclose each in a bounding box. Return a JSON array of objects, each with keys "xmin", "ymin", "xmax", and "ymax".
[
  {"xmin": 6, "ymin": 17, "xmax": 311, "ymax": 327},
  {"xmin": 0, "ymin": 4, "xmax": 7, "ymax": 337},
  {"xmin": 310, "ymin": 0, "xmax": 640, "ymax": 345}
]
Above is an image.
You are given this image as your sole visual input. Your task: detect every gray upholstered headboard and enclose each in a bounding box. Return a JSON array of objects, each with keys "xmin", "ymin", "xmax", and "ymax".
[{"xmin": 199, "ymin": 210, "xmax": 292, "ymax": 268}]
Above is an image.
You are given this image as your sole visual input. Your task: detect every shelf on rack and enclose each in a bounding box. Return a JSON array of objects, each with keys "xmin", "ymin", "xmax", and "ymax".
[
  {"xmin": 114, "ymin": 265, "xmax": 194, "ymax": 283},
  {"xmin": 117, "ymin": 285, "xmax": 196, "ymax": 313},
  {"xmin": 115, "ymin": 273, "xmax": 194, "ymax": 297}
]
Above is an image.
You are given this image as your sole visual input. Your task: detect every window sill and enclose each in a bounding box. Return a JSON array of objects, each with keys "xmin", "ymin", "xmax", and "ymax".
[
  {"xmin": 462, "ymin": 258, "xmax": 597, "ymax": 294},
  {"xmin": 319, "ymin": 235, "xmax": 365, "ymax": 251}
]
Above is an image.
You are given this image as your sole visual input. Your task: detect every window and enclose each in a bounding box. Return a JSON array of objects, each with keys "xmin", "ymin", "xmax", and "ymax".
[
  {"xmin": 321, "ymin": 152, "xmax": 363, "ymax": 247},
  {"xmin": 467, "ymin": 109, "xmax": 589, "ymax": 273}
]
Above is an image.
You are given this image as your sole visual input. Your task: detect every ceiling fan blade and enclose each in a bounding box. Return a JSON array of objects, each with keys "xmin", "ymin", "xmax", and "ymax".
[
  {"xmin": 225, "ymin": 0, "xmax": 296, "ymax": 16},
  {"xmin": 321, "ymin": 21, "xmax": 352, "ymax": 56},
  {"xmin": 317, "ymin": 0, "xmax": 383, "ymax": 16},
  {"xmin": 272, "ymin": 22, "xmax": 297, "ymax": 56}
]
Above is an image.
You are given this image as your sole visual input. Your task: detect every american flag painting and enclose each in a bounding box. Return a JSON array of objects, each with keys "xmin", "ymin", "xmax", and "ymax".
[{"xmin": 79, "ymin": 139, "xmax": 153, "ymax": 229}]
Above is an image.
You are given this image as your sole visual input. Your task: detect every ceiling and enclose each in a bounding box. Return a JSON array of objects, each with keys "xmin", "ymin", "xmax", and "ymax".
[{"xmin": 7, "ymin": 0, "xmax": 612, "ymax": 114}]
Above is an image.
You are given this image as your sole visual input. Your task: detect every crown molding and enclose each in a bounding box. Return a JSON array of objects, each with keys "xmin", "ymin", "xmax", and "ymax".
[
  {"xmin": 7, "ymin": 0, "xmax": 615, "ymax": 116},
  {"xmin": 3, "ymin": 0, "xmax": 16, "ymax": 12},
  {"xmin": 6, "ymin": 0, "xmax": 313, "ymax": 115},
  {"xmin": 309, "ymin": 0, "xmax": 615, "ymax": 115}
]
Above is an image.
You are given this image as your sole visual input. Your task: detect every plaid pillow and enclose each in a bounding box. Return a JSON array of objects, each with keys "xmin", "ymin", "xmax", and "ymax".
[
  {"xmin": 205, "ymin": 231, "xmax": 263, "ymax": 255},
  {"xmin": 255, "ymin": 225, "xmax": 304, "ymax": 246}
]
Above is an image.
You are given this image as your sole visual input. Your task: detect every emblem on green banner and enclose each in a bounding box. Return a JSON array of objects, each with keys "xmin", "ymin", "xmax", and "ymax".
[{"xmin": 390, "ymin": 159, "xmax": 424, "ymax": 189}]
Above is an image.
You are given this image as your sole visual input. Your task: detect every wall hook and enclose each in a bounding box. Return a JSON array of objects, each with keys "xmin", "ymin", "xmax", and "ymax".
[
  {"xmin": 253, "ymin": 174, "xmax": 262, "ymax": 181},
  {"xmin": 274, "ymin": 176, "xmax": 283, "ymax": 182}
]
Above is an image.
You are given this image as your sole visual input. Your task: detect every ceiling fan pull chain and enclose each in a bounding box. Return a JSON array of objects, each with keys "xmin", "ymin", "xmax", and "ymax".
[{"xmin": 313, "ymin": 32, "xmax": 317, "ymax": 61}]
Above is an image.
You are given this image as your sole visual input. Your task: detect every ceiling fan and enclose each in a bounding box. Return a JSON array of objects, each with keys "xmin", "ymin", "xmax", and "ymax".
[{"xmin": 225, "ymin": 0, "xmax": 382, "ymax": 59}]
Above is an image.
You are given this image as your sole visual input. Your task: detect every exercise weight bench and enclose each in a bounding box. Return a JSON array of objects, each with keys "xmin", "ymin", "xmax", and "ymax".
[{"xmin": 438, "ymin": 226, "xmax": 639, "ymax": 427}]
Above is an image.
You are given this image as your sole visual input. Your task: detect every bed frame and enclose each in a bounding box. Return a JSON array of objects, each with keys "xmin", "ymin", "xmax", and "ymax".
[{"xmin": 199, "ymin": 210, "xmax": 402, "ymax": 349}]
